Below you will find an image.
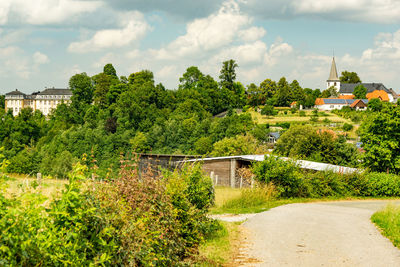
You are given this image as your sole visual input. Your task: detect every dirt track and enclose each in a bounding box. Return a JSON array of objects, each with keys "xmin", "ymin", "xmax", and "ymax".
[{"xmin": 240, "ymin": 200, "xmax": 400, "ymax": 267}]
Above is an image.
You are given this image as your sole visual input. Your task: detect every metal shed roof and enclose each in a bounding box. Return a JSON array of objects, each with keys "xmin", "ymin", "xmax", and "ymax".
[{"xmin": 183, "ymin": 154, "xmax": 360, "ymax": 174}]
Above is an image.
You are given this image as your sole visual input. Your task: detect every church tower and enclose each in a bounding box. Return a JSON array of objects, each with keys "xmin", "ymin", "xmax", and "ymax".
[{"xmin": 327, "ymin": 57, "xmax": 340, "ymax": 91}]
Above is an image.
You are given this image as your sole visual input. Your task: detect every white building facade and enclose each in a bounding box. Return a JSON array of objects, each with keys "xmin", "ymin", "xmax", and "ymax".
[{"xmin": 5, "ymin": 88, "xmax": 72, "ymax": 116}]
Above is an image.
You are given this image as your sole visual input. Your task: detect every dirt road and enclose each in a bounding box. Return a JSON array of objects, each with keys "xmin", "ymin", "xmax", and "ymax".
[{"xmin": 241, "ymin": 200, "xmax": 400, "ymax": 267}]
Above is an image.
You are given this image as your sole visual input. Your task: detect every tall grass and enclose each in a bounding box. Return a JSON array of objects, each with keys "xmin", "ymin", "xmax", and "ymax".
[
  {"xmin": 372, "ymin": 205, "xmax": 400, "ymax": 248},
  {"xmin": 221, "ymin": 183, "xmax": 277, "ymax": 212}
]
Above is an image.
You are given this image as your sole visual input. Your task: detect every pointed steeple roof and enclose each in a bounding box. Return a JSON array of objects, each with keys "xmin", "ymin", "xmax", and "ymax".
[{"xmin": 328, "ymin": 57, "xmax": 339, "ymax": 81}]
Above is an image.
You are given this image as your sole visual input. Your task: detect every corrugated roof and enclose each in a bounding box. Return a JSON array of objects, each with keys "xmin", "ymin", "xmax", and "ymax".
[
  {"xmin": 182, "ymin": 154, "xmax": 360, "ymax": 174},
  {"xmin": 38, "ymin": 88, "xmax": 72, "ymax": 95},
  {"xmin": 328, "ymin": 57, "xmax": 339, "ymax": 81}
]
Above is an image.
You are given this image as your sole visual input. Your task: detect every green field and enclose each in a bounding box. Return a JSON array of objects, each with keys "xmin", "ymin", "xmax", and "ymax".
[{"xmin": 249, "ymin": 109, "xmax": 352, "ymax": 124}]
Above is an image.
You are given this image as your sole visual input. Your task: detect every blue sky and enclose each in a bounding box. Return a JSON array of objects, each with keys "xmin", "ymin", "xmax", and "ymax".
[{"xmin": 1, "ymin": 0, "xmax": 400, "ymax": 94}]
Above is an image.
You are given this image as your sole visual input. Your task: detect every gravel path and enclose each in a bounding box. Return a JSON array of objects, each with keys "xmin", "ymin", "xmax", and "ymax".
[{"xmin": 240, "ymin": 200, "xmax": 400, "ymax": 267}]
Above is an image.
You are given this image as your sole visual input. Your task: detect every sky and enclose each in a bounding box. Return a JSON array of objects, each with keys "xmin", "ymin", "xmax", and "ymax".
[{"xmin": 1, "ymin": 0, "xmax": 400, "ymax": 94}]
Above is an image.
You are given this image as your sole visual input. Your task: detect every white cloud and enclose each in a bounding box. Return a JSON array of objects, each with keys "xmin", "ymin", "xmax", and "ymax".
[
  {"xmin": 1, "ymin": 0, "xmax": 102, "ymax": 25},
  {"xmin": 241, "ymin": 0, "xmax": 400, "ymax": 24},
  {"xmin": 33, "ymin": 52, "xmax": 50, "ymax": 65},
  {"xmin": 212, "ymin": 41, "xmax": 267, "ymax": 65},
  {"xmin": 0, "ymin": 46, "xmax": 31, "ymax": 79},
  {"xmin": 68, "ymin": 11, "xmax": 149, "ymax": 53},
  {"xmin": 0, "ymin": 2, "xmax": 11, "ymax": 25},
  {"xmin": 152, "ymin": 0, "xmax": 253, "ymax": 60},
  {"xmin": 238, "ymin": 26, "xmax": 266, "ymax": 42}
]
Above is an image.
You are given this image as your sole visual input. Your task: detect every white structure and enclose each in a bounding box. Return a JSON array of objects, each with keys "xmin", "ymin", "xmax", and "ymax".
[
  {"xmin": 327, "ymin": 57, "xmax": 340, "ymax": 91},
  {"xmin": 5, "ymin": 88, "xmax": 72, "ymax": 116}
]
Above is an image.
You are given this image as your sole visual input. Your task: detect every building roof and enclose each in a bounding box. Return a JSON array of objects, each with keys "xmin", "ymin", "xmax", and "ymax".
[
  {"xmin": 182, "ymin": 154, "xmax": 360, "ymax": 174},
  {"xmin": 327, "ymin": 57, "xmax": 339, "ymax": 81},
  {"xmin": 38, "ymin": 88, "xmax": 72, "ymax": 95},
  {"xmin": 315, "ymin": 98, "xmax": 368, "ymax": 106},
  {"xmin": 350, "ymin": 99, "xmax": 368, "ymax": 108},
  {"xmin": 339, "ymin": 83, "xmax": 390, "ymax": 94},
  {"xmin": 338, "ymin": 94, "xmax": 355, "ymax": 99},
  {"xmin": 366, "ymin": 90, "xmax": 389, "ymax": 101},
  {"xmin": 5, "ymin": 89, "xmax": 26, "ymax": 96},
  {"xmin": 269, "ymin": 132, "xmax": 280, "ymax": 140}
]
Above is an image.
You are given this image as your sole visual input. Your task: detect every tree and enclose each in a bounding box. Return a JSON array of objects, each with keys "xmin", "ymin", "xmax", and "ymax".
[
  {"xmin": 340, "ymin": 71, "xmax": 361, "ymax": 84},
  {"xmin": 261, "ymin": 105, "xmax": 275, "ymax": 116},
  {"xmin": 353, "ymin": 84, "xmax": 367, "ymax": 99},
  {"xmin": 103, "ymin": 63, "xmax": 117, "ymax": 77},
  {"xmin": 179, "ymin": 66, "xmax": 203, "ymax": 90},
  {"xmin": 321, "ymin": 86, "xmax": 339, "ymax": 98},
  {"xmin": 211, "ymin": 135, "xmax": 266, "ymax": 156},
  {"xmin": 276, "ymin": 77, "xmax": 291, "ymax": 107},
  {"xmin": 69, "ymin": 73, "xmax": 94, "ymax": 105},
  {"xmin": 219, "ymin": 59, "xmax": 238, "ymax": 91},
  {"xmin": 290, "ymin": 80, "xmax": 305, "ymax": 102},
  {"xmin": 360, "ymin": 104, "xmax": 400, "ymax": 173},
  {"xmin": 259, "ymin": 79, "xmax": 277, "ymax": 99},
  {"xmin": 246, "ymin": 83, "xmax": 263, "ymax": 107},
  {"xmin": 275, "ymin": 125, "xmax": 358, "ymax": 166},
  {"xmin": 368, "ymin": 98, "xmax": 383, "ymax": 112},
  {"xmin": 93, "ymin": 72, "xmax": 113, "ymax": 108},
  {"xmin": 0, "ymin": 95, "xmax": 4, "ymax": 109}
]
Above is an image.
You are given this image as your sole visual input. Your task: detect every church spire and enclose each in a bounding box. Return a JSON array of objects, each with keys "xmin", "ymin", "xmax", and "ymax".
[{"xmin": 328, "ymin": 57, "xmax": 339, "ymax": 81}]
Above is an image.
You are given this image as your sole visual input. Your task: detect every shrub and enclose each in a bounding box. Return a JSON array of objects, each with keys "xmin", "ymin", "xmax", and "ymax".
[
  {"xmin": 363, "ymin": 172, "xmax": 400, "ymax": 197},
  {"xmin": 253, "ymin": 157, "xmax": 304, "ymax": 197},
  {"xmin": 0, "ymin": 158, "xmax": 217, "ymax": 266},
  {"xmin": 261, "ymin": 105, "xmax": 275, "ymax": 116},
  {"xmin": 299, "ymin": 111, "xmax": 306, "ymax": 117},
  {"xmin": 342, "ymin": 123, "xmax": 354, "ymax": 131}
]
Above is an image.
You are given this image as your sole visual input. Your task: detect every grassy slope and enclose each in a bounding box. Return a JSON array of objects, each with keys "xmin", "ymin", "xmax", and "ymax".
[
  {"xmin": 372, "ymin": 205, "xmax": 400, "ymax": 248},
  {"xmin": 250, "ymin": 110, "xmax": 352, "ymax": 124}
]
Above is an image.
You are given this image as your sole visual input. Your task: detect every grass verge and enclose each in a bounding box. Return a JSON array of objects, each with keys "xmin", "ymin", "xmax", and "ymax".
[
  {"xmin": 372, "ymin": 204, "xmax": 400, "ymax": 248},
  {"xmin": 198, "ymin": 221, "xmax": 241, "ymax": 266}
]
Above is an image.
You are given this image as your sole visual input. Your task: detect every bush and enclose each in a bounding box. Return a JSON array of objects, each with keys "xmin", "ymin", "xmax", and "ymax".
[
  {"xmin": 299, "ymin": 111, "xmax": 306, "ymax": 117},
  {"xmin": 261, "ymin": 105, "xmax": 276, "ymax": 116},
  {"xmin": 363, "ymin": 172, "xmax": 400, "ymax": 197},
  {"xmin": 0, "ymin": 159, "xmax": 217, "ymax": 266},
  {"xmin": 342, "ymin": 123, "xmax": 354, "ymax": 131},
  {"xmin": 253, "ymin": 157, "xmax": 304, "ymax": 197}
]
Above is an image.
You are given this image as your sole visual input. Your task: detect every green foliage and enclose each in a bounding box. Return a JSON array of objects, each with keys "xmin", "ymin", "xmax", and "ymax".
[
  {"xmin": 253, "ymin": 157, "xmax": 303, "ymax": 197},
  {"xmin": 211, "ymin": 135, "xmax": 266, "ymax": 156},
  {"xmin": 340, "ymin": 71, "xmax": 361, "ymax": 84},
  {"xmin": 342, "ymin": 123, "xmax": 354, "ymax": 131},
  {"xmin": 261, "ymin": 105, "xmax": 275, "ymax": 116},
  {"xmin": 368, "ymin": 98, "xmax": 383, "ymax": 112},
  {"xmin": 353, "ymin": 84, "xmax": 367, "ymax": 99},
  {"xmin": 299, "ymin": 110, "xmax": 306, "ymax": 117},
  {"xmin": 0, "ymin": 159, "xmax": 217, "ymax": 265},
  {"xmin": 69, "ymin": 72, "xmax": 94, "ymax": 105},
  {"xmin": 359, "ymin": 104, "xmax": 400, "ymax": 173},
  {"xmin": 363, "ymin": 172, "xmax": 400, "ymax": 196},
  {"xmin": 194, "ymin": 137, "xmax": 213, "ymax": 155},
  {"xmin": 103, "ymin": 63, "xmax": 117, "ymax": 77},
  {"xmin": 275, "ymin": 125, "xmax": 359, "ymax": 167},
  {"xmin": 0, "ymin": 95, "xmax": 4, "ymax": 109}
]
